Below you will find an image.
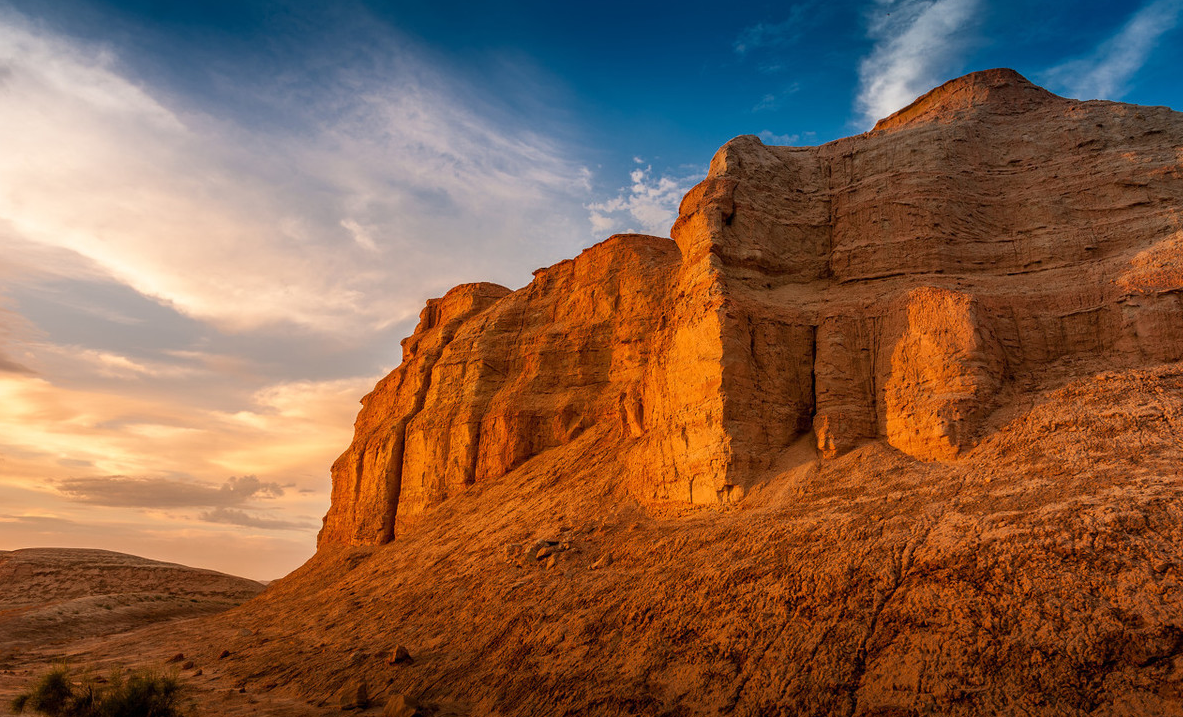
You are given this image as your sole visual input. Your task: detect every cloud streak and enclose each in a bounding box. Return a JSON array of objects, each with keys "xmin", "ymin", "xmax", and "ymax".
[
  {"xmin": 55, "ymin": 474, "xmax": 285, "ymax": 509},
  {"xmin": 0, "ymin": 11, "xmax": 592, "ymax": 337},
  {"xmin": 198, "ymin": 507, "xmax": 316, "ymax": 531},
  {"xmin": 733, "ymin": 4, "xmax": 816, "ymax": 55},
  {"xmin": 855, "ymin": 0, "xmax": 979, "ymax": 127},
  {"xmin": 1042, "ymin": 0, "xmax": 1183, "ymax": 100}
]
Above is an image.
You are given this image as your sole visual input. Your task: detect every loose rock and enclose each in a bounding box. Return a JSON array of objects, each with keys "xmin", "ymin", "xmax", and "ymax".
[
  {"xmin": 384, "ymin": 694, "xmax": 424, "ymax": 717},
  {"xmin": 390, "ymin": 645, "xmax": 413, "ymax": 664},
  {"xmin": 339, "ymin": 680, "xmax": 369, "ymax": 710}
]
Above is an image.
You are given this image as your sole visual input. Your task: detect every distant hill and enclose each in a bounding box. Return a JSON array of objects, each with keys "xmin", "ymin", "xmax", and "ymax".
[{"xmin": 0, "ymin": 548, "xmax": 265, "ymax": 648}]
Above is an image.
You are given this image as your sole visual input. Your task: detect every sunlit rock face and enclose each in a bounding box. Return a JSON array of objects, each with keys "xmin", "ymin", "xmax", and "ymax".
[{"xmin": 320, "ymin": 68, "xmax": 1183, "ymax": 547}]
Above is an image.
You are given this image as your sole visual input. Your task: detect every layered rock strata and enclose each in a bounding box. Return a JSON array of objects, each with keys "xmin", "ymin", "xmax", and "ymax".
[{"xmin": 320, "ymin": 68, "xmax": 1183, "ymax": 547}]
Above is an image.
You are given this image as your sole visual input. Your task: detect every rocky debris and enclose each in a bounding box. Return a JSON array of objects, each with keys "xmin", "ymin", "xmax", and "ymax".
[
  {"xmin": 524, "ymin": 539, "xmax": 559, "ymax": 560},
  {"xmin": 590, "ymin": 554, "xmax": 612, "ymax": 570},
  {"xmin": 339, "ymin": 679, "xmax": 368, "ymax": 710},
  {"xmin": 181, "ymin": 660, "xmax": 195, "ymax": 669},
  {"xmin": 348, "ymin": 650, "xmax": 366, "ymax": 666},
  {"xmin": 389, "ymin": 645, "xmax": 413, "ymax": 665},
  {"xmin": 238, "ymin": 628, "xmax": 254, "ymax": 637},
  {"xmin": 218, "ymin": 649, "xmax": 230, "ymax": 659},
  {"xmin": 166, "ymin": 653, "xmax": 184, "ymax": 663},
  {"xmin": 383, "ymin": 694, "xmax": 423, "ymax": 717}
]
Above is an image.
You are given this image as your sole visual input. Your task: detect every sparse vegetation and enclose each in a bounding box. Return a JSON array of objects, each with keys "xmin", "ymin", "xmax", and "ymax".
[{"xmin": 11, "ymin": 665, "xmax": 187, "ymax": 717}]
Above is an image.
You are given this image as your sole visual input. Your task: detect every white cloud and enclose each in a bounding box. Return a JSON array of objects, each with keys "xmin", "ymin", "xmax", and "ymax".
[
  {"xmin": 586, "ymin": 165, "xmax": 703, "ymax": 238},
  {"xmin": 1042, "ymin": 0, "xmax": 1183, "ymax": 100},
  {"xmin": 0, "ymin": 12, "xmax": 592, "ymax": 337},
  {"xmin": 855, "ymin": 0, "xmax": 979, "ymax": 127},
  {"xmin": 758, "ymin": 130, "xmax": 801, "ymax": 145}
]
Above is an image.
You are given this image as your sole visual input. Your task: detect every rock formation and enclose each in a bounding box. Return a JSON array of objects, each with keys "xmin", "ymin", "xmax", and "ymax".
[
  {"xmin": 320, "ymin": 68, "xmax": 1183, "ymax": 547},
  {"xmin": 62, "ymin": 68, "xmax": 1182, "ymax": 717}
]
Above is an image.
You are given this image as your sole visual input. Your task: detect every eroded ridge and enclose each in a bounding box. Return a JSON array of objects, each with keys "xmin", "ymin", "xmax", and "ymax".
[{"xmin": 321, "ymin": 69, "xmax": 1183, "ymax": 547}]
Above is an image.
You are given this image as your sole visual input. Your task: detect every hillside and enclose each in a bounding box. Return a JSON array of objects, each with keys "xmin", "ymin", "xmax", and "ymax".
[{"xmin": 0, "ymin": 548, "xmax": 264, "ymax": 648}]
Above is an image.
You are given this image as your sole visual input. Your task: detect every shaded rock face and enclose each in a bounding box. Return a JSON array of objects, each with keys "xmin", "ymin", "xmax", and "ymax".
[{"xmin": 320, "ymin": 68, "xmax": 1183, "ymax": 547}]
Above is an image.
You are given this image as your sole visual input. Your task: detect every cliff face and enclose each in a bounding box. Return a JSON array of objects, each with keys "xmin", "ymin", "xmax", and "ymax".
[
  {"xmin": 158, "ymin": 69, "xmax": 1183, "ymax": 717},
  {"xmin": 320, "ymin": 68, "xmax": 1183, "ymax": 547}
]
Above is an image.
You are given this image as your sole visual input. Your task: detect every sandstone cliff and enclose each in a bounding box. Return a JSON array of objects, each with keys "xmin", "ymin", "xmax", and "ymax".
[
  {"xmin": 60, "ymin": 68, "xmax": 1183, "ymax": 717},
  {"xmin": 320, "ymin": 68, "xmax": 1183, "ymax": 547}
]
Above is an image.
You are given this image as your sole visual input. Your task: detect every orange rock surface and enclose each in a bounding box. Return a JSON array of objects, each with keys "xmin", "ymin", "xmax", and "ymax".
[
  {"xmin": 39, "ymin": 69, "xmax": 1179, "ymax": 717},
  {"xmin": 321, "ymin": 68, "xmax": 1183, "ymax": 547}
]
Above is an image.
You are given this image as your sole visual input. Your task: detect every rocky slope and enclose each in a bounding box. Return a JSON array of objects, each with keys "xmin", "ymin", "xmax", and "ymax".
[{"xmin": 34, "ymin": 69, "xmax": 1183, "ymax": 717}]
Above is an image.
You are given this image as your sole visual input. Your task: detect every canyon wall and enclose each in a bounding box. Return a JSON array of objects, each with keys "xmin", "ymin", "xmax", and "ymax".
[{"xmin": 320, "ymin": 68, "xmax": 1183, "ymax": 547}]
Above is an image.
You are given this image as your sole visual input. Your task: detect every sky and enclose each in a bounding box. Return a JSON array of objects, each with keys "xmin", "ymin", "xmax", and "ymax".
[{"xmin": 1, "ymin": 0, "xmax": 1181, "ymax": 581}]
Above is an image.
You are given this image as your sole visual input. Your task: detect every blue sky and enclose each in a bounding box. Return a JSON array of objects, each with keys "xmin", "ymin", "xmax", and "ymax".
[{"xmin": 1, "ymin": 0, "xmax": 1181, "ymax": 579}]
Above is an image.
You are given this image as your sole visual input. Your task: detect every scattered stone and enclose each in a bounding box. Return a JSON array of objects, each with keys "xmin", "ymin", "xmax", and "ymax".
[
  {"xmin": 384, "ymin": 693, "xmax": 424, "ymax": 717},
  {"xmin": 390, "ymin": 645, "xmax": 413, "ymax": 664},
  {"xmin": 264, "ymin": 682, "xmax": 278, "ymax": 690},
  {"xmin": 503, "ymin": 543, "xmax": 521, "ymax": 560},
  {"xmin": 536, "ymin": 546, "xmax": 559, "ymax": 560},
  {"xmin": 525, "ymin": 538, "xmax": 559, "ymax": 559},
  {"xmin": 193, "ymin": 669, "xmax": 203, "ymax": 677},
  {"xmin": 238, "ymin": 628, "xmax": 254, "ymax": 637},
  {"xmin": 166, "ymin": 653, "xmax": 184, "ymax": 663},
  {"xmin": 590, "ymin": 553, "xmax": 613, "ymax": 570},
  {"xmin": 340, "ymin": 679, "xmax": 369, "ymax": 710},
  {"xmin": 349, "ymin": 650, "xmax": 367, "ymax": 666},
  {"xmin": 181, "ymin": 660, "xmax": 195, "ymax": 670},
  {"xmin": 218, "ymin": 649, "xmax": 231, "ymax": 659},
  {"xmin": 545, "ymin": 554, "xmax": 558, "ymax": 570}
]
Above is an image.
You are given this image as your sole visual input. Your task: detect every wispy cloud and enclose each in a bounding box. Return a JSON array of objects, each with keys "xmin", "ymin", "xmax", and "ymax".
[
  {"xmin": 586, "ymin": 165, "xmax": 703, "ymax": 238},
  {"xmin": 199, "ymin": 507, "xmax": 316, "ymax": 531},
  {"xmin": 758, "ymin": 130, "xmax": 802, "ymax": 145},
  {"xmin": 855, "ymin": 0, "xmax": 979, "ymax": 127},
  {"xmin": 752, "ymin": 83, "xmax": 801, "ymax": 112},
  {"xmin": 1042, "ymin": 0, "xmax": 1183, "ymax": 100},
  {"xmin": 56, "ymin": 474, "xmax": 285, "ymax": 508},
  {"xmin": 734, "ymin": 4, "xmax": 817, "ymax": 55},
  {"xmin": 0, "ymin": 11, "xmax": 592, "ymax": 337}
]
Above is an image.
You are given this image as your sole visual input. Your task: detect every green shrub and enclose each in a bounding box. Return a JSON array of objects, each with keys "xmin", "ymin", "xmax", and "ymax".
[{"xmin": 10, "ymin": 665, "xmax": 186, "ymax": 717}]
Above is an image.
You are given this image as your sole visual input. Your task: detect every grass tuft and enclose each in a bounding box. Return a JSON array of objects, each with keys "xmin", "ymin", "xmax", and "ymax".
[{"xmin": 11, "ymin": 665, "xmax": 187, "ymax": 717}]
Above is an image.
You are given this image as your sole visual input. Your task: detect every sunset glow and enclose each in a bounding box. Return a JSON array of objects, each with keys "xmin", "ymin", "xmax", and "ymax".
[{"xmin": 2, "ymin": 0, "xmax": 1182, "ymax": 579}]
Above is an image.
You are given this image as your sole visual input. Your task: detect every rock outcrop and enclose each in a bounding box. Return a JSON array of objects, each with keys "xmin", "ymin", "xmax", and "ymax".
[
  {"xmin": 51, "ymin": 69, "xmax": 1183, "ymax": 717},
  {"xmin": 320, "ymin": 68, "xmax": 1183, "ymax": 547}
]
